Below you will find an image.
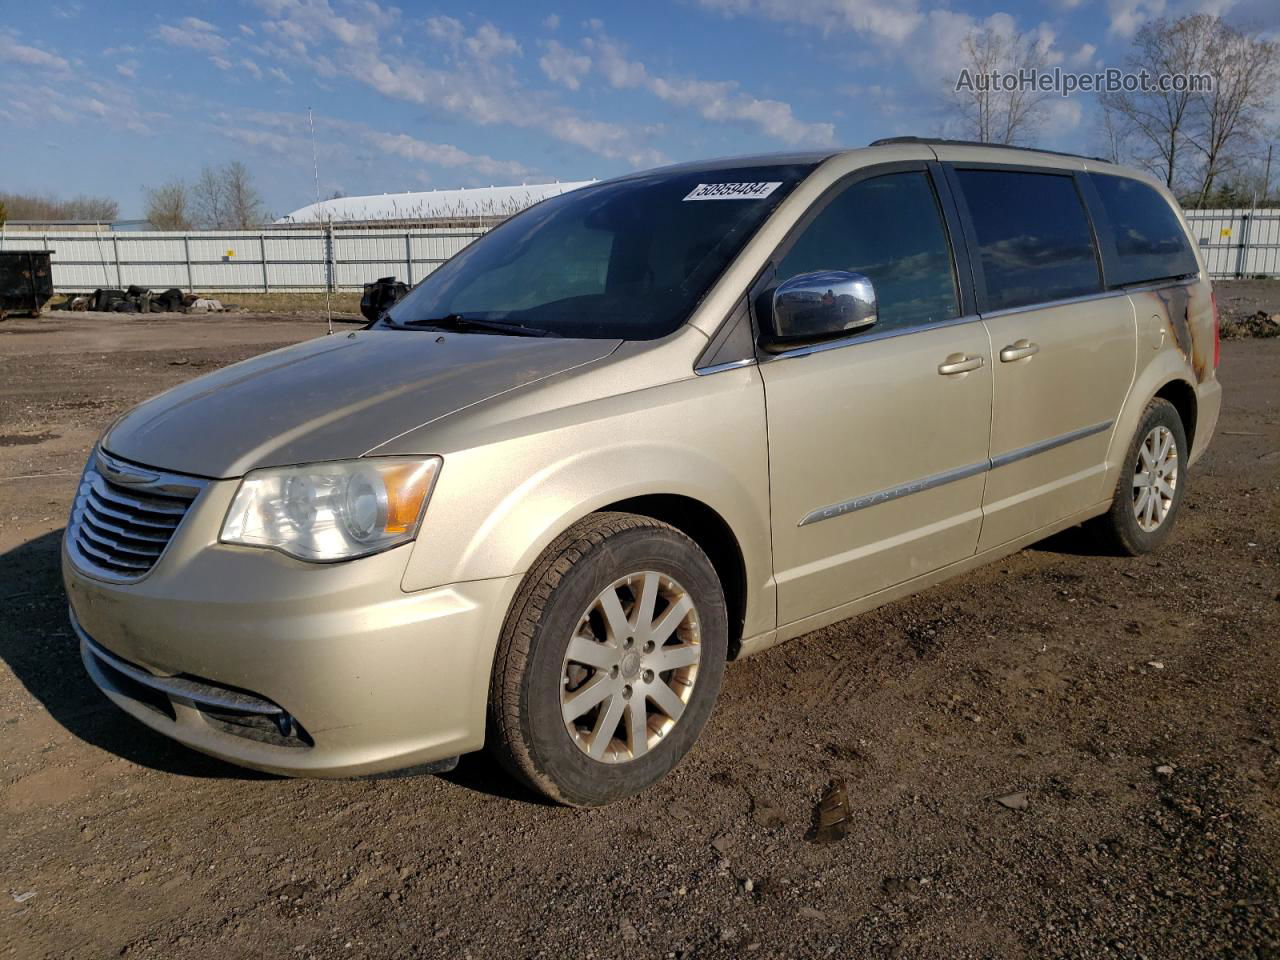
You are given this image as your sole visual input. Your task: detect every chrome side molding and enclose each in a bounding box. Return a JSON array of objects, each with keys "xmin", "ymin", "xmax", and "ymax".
[
  {"xmin": 799, "ymin": 459, "xmax": 990, "ymax": 526},
  {"xmin": 989, "ymin": 420, "xmax": 1113, "ymax": 469},
  {"xmin": 799, "ymin": 419, "xmax": 1113, "ymax": 526}
]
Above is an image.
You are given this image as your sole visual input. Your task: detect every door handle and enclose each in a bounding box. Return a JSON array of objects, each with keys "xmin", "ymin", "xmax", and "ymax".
[
  {"xmin": 999, "ymin": 339, "xmax": 1040, "ymax": 362},
  {"xmin": 937, "ymin": 353, "xmax": 985, "ymax": 376}
]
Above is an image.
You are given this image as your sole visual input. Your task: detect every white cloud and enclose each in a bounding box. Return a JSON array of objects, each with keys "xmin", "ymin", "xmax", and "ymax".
[
  {"xmin": 698, "ymin": 0, "xmax": 923, "ymax": 44},
  {"xmin": 116, "ymin": 59, "xmax": 139, "ymax": 78},
  {"xmin": 0, "ymin": 77, "xmax": 162, "ymax": 134},
  {"xmin": 1034, "ymin": 24, "xmax": 1064, "ymax": 66},
  {"xmin": 211, "ymin": 56, "xmax": 234, "ymax": 70},
  {"xmin": 369, "ymin": 131, "xmax": 530, "ymax": 177},
  {"xmin": 253, "ymin": 0, "xmax": 658, "ymax": 162},
  {"xmin": 221, "ymin": 125, "xmax": 297, "ymax": 154},
  {"xmin": 1107, "ymin": 0, "xmax": 1166, "ymax": 38},
  {"xmin": 586, "ymin": 35, "xmax": 835, "ymax": 145},
  {"xmin": 240, "ymin": 23, "xmax": 257, "ymax": 36},
  {"xmin": 1045, "ymin": 97, "xmax": 1083, "ymax": 130},
  {"xmin": 219, "ymin": 108, "xmax": 535, "ymax": 179},
  {"xmin": 427, "ymin": 17, "xmax": 520, "ymax": 60},
  {"xmin": 155, "ymin": 18, "xmax": 229, "ymax": 54},
  {"xmin": 76, "ymin": 96, "xmax": 108, "ymax": 117},
  {"xmin": 242, "ymin": 58, "xmax": 265, "ymax": 79},
  {"xmin": 0, "ymin": 31, "xmax": 70, "ymax": 70},
  {"xmin": 466, "ymin": 23, "xmax": 521, "ymax": 60},
  {"xmin": 544, "ymin": 13, "xmax": 560, "ymax": 29},
  {"xmin": 1070, "ymin": 41, "xmax": 1097, "ymax": 65},
  {"xmin": 268, "ymin": 66, "xmax": 293, "ymax": 84},
  {"xmin": 425, "ymin": 16, "xmax": 464, "ymax": 45},
  {"xmin": 539, "ymin": 40, "xmax": 591, "ymax": 90}
]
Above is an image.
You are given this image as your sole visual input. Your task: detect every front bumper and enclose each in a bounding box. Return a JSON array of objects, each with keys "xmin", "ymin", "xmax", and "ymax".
[{"xmin": 64, "ymin": 534, "xmax": 520, "ymax": 778}]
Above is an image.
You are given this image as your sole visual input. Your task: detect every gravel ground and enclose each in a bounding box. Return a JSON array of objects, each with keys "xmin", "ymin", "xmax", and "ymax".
[{"xmin": 1, "ymin": 292, "xmax": 1277, "ymax": 960}]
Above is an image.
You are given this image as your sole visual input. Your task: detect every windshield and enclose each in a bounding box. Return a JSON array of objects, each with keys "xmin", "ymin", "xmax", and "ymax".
[{"xmin": 383, "ymin": 163, "xmax": 817, "ymax": 339}]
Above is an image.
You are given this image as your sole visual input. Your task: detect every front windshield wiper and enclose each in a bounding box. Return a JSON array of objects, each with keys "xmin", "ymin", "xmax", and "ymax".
[{"xmin": 385, "ymin": 313, "xmax": 560, "ymax": 337}]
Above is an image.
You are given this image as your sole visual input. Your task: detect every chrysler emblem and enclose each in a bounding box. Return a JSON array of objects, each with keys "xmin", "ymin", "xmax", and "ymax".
[{"xmin": 96, "ymin": 451, "xmax": 160, "ymax": 486}]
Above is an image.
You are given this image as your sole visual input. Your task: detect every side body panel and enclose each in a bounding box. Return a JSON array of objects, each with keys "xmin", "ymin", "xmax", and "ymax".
[
  {"xmin": 760, "ymin": 322, "xmax": 993, "ymax": 625},
  {"xmin": 935, "ymin": 151, "xmax": 1140, "ymax": 550},
  {"xmin": 977, "ymin": 295, "xmax": 1137, "ymax": 549},
  {"xmin": 1078, "ymin": 159, "xmax": 1221, "ymax": 492}
]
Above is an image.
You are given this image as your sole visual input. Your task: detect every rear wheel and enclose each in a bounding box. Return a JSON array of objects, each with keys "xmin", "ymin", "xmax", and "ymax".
[
  {"xmin": 487, "ymin": 512, "xmax": 727, "ymax": 806},
  {"xmin": 1090, "ymin": 398, "xmax": 1187, "ymax": 555}
]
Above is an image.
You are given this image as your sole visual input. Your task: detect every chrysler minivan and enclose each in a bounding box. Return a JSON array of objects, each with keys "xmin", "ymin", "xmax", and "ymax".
[{"xmin": 64, "ymin": 139, "xmax": 1221, "ymax": 805}]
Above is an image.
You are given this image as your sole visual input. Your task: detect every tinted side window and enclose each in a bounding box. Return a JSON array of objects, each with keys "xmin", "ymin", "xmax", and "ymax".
[
  {"xmin": 956, "ymin": 169, "xmax": 1101, "ymax": 312},
  {"xmin": 1091, "ymin": 174, "xmax": 1198, "ymax": 286},
  {"xmin": 776, "ymin": 171, "xmax": 959, "ymax": 332}
]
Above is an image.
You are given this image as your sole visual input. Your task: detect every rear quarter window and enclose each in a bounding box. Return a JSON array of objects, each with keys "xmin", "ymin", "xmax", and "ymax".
[
  {"xmin": 955, "ymin": 169, "xmax": 1102, "ymax": 312},
  {"xmin": 1089, "ymin": 174, "xmax": 1199, "ymax": 287}
]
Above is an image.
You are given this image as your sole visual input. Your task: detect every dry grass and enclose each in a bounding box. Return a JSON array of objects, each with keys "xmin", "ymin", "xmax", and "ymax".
[{"xmin": 210, "ymin": 292, "xmax": 363, "ymax": 315}]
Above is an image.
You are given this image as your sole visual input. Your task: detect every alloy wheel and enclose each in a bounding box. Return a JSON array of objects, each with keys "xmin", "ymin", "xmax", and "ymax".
[
  {"xmin": 1133, "ymin": 424, "xmax": 1178, "ymax": 532},
  {"xmin": 560, "ymin": 571, "xmax": 702, "ymax": 763}
]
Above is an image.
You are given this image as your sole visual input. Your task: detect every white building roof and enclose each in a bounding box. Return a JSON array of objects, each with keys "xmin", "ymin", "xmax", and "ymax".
[{"xmin": 277, "ymin": 181, "xmax": 595, "ymax": 224}]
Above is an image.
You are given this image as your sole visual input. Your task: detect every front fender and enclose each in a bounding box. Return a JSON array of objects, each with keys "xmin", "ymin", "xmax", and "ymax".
[{"xmin": 398, "ymin": 368, "xmax": 776, "ymax": 641}]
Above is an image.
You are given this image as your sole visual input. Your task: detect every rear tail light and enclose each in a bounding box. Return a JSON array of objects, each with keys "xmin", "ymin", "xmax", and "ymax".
[{"xmin": 1211, "ymin": 289, "xmax": 1221, "ymax": 369}]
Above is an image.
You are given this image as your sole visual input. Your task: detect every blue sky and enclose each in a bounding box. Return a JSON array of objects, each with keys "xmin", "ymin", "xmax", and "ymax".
[{"xmin": 1, "ymin": 0, "xmax": 1276, "ymax": 218}]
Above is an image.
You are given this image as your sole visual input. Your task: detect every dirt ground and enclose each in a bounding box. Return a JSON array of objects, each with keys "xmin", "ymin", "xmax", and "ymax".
[{"xmin": 1, "ymin": 290, "xmax": 1277, "ymax": 960}]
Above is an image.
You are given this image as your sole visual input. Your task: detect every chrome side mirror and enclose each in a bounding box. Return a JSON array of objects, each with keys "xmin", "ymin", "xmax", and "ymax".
[{"xmin": 763, "ymin": 270, "xmax": 877, "ymax": 351}]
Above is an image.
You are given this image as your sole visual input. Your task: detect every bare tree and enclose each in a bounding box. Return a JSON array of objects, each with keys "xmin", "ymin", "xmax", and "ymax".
[
  {"xmin": 190, "ymin": 162, "xmax": 266, "ymax": 229},
  {"xmin": 1101, "ymin": 16, "xmax": 1215, "ymax": 190},
  {"xmin": 67, "ymin": 195, "xmax": 120, "ymax": 221},
  {"xmin": 949, "ymin": 26, "xmax": 1053, "ymax": 145},
  {"xmin": 145, "ymin": 180, "xmax": 193, "ymax": 230},
  {"xmin": 223, "ymin": 161, "xmax": 266, "ymax": 229},
  {"xmin": 1096, "ymin": 103, "xmax": 1126, "ymax": 164},
  {"xmin": 1188, "ymin": 23, "xmax": 1279, "ymax": 207},
  {"xmin": 0, "ymin": 191, "xmax": 118, "ymax": 222},
  {"xmin": 192, "ymin": 165, "xmax": 229, "ymax": 229}
]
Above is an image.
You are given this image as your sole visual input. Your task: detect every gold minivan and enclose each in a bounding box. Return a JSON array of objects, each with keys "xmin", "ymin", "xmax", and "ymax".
[{"xmin": 64, "ymin": 139, "xmax": 1222, "ymax": 805}]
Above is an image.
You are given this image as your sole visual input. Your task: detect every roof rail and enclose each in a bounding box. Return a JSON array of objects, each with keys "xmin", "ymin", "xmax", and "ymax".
[{"xmin": 868, "ymin": 136, "xmax": 1109, "ymax": 164}]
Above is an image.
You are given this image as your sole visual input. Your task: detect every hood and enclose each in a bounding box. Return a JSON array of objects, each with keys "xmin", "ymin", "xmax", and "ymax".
[{"xmin": 104, "ymin": 329, "xmax": 620, "ymax": 478}]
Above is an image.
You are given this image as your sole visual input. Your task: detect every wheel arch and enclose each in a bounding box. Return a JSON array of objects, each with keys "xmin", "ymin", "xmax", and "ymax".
[
  {"xmin": 1153, "ymin": 377, "xmax": 1198, "ymax": 452},
  {"xmin": 598, "ymin": 494, "xmax": 749, "ymax": 660},
  {"xmin": 1103, "ymin": 352, "xmax": 1201, "ymax": 500}
]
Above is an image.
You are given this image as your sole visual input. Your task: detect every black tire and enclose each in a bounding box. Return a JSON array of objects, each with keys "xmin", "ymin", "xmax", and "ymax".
[
  {"xmin": 487, "ymin": 512, "xmax": 728, "ymax": 806},
  {"xmin": 1089, "ymin": 398, "xmax": 1188, "ymax": 556}
]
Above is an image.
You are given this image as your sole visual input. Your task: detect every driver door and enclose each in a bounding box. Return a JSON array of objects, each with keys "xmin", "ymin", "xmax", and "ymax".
[{"xmin": 759, "ymin": 165, "xmax": 993, "ymax": 626}]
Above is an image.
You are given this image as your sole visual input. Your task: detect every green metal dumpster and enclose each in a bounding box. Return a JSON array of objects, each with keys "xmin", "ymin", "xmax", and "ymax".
[{"xmin": 0, "ymin": 250, "xmax": 55, "ymax": 319}]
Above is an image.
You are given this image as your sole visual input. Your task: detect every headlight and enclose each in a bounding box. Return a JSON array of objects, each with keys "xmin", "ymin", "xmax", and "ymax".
[{"xmin": 220, "ymin": 457, "xmax": 441, "ymax": 562}]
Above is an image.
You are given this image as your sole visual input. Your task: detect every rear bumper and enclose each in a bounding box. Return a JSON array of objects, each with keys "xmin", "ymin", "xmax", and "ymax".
[
  {"xmin": 1190, "ymin": 377, "xmax": 1222, "ymax": 466},
  {"xmin": 64, "ymin": 537, "xmax": 520, "ymax": 778}
]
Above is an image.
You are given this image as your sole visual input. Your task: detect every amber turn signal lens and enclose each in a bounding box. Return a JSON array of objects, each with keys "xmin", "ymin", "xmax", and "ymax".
[{"xmin": 377, "ymin": 460, "xmax": 440, "ymax": 534}]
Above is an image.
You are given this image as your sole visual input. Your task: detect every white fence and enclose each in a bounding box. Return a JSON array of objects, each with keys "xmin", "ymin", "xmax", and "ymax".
[
  {"xmin": 0, "ymin": 209, "xmax": 1276, "ymax": 294},
  {"xmin": 0, "ymin": 226, "xmax": 488, "ymax": 293},
  {"xmin": 1181, "ymin": 209, "xmax": 1280, "ymax": 279}
]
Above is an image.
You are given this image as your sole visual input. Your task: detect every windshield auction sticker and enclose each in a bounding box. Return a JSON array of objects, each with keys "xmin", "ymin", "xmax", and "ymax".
[{"xmin": 683, "ymin": 182, "xmax": 782, "ymax": 201}]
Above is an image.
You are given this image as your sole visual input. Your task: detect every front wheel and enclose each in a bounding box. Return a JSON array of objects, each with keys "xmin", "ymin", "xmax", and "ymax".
[
  {"xmin": 487, "ymin": 512, "xmax": 728, "ymax": 806},
  {"xmin": 1090, "ymin": 398, "xmax": 1188, "ymax": 555}
]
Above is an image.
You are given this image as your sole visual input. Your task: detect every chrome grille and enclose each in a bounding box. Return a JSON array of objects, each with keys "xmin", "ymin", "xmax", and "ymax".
[{"xmin": 67, "ymin": 450, "xmax": 205, "ymax": 582}]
